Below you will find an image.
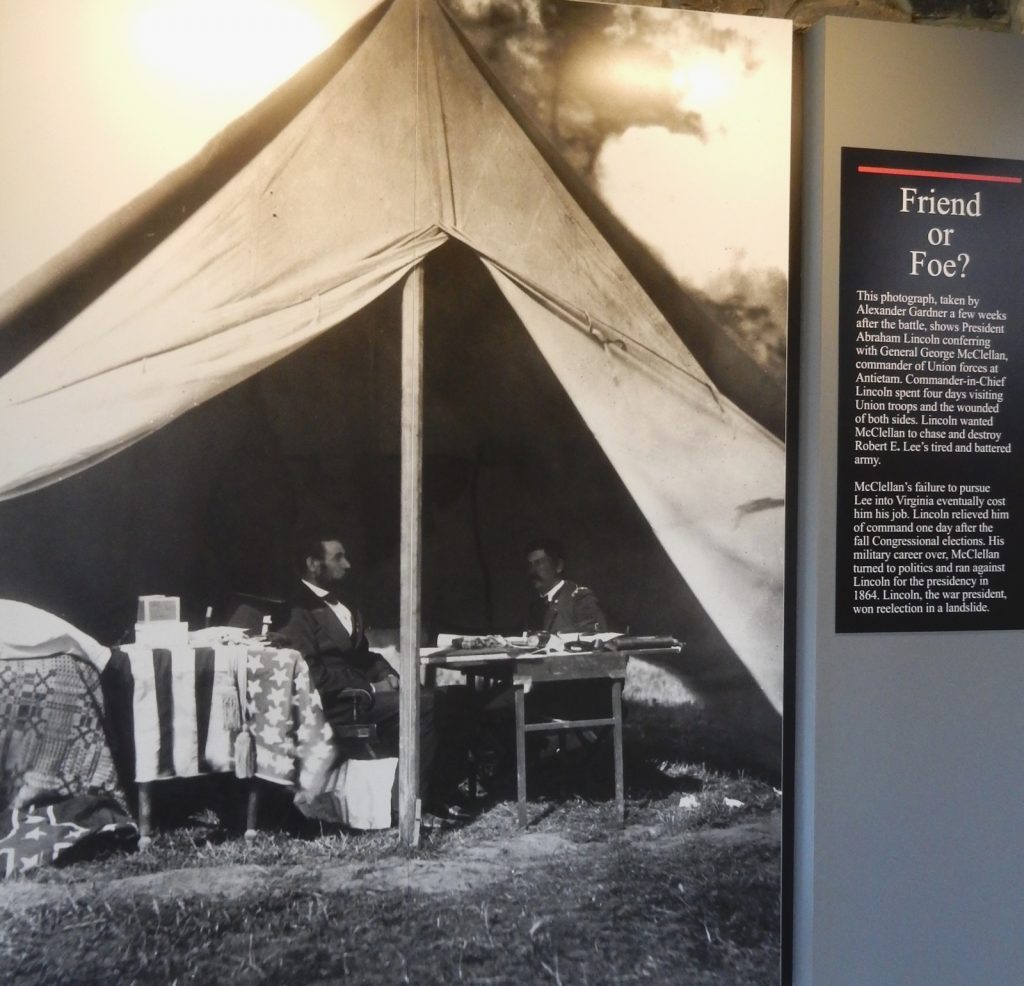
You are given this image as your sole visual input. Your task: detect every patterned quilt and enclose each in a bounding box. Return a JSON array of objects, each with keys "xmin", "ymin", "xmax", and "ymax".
[
  {"xmin": 0, "ymin": 655, "xmax": 122, "ymax": 810},
  {"xmin": 0, "ymin": 654, "xmax": 136, "ymax": 878}
]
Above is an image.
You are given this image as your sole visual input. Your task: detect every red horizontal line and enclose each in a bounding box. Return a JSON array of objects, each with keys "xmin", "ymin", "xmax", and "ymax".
[{"xmin": 858, "ymin": 165, "xmax": 1021, "ymax": 184}]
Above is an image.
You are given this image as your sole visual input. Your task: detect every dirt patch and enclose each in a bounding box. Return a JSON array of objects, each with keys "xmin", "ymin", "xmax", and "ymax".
[
  {"xmin": 321, "ymin": 830, "xmax": 574, "ymax": 895},
  {"xmin": 0, "ymin": 831, "xmax": 577, "ymax": 914},
  {"xmin": 626, "ymin": 812, "xmax": 781, "ymax": 847},
  {"xmin": 0, "ymin": 816, "xmax": 777, "ymax": 918}
]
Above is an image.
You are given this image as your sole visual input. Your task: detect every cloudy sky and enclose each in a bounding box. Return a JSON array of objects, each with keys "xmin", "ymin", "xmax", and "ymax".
[
  {"xmin": 0, "ymin": 0, "xmax": 790, "ymax": 299},
  {"xmin": 593, "ymin": 9, "xmax": 791, "ymax": 285}
]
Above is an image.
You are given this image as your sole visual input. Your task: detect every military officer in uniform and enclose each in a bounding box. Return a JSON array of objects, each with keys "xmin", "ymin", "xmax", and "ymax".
[
  {"xmin": 474, "ymin": 539, "xmax": 612, "ymax": 792},
  {"xmin": 526, "ymin": 538, "xmax": 607, "ymax": 634}
]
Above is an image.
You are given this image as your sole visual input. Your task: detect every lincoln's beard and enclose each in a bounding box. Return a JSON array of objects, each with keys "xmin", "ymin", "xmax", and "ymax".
[{"xmin": 321, "ymin": 575, "xmax": 346, "ymax": 594}]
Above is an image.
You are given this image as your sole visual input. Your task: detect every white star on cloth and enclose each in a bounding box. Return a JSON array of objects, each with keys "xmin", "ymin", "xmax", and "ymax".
[
  {"xmin": 19, "ymin": 852, "xmax": 41, "ymax": 872},
  {"xmin": 270, "ymin": 665, "xmax": 291, "ymax": 687},
  {"xmin": 264, "ymin": 703, "xmax": 286, "ymax": 727},
  {"xmin": 304, "ymin": 742, "xmax": 331, "ymax": 768},
  {"xmin": 259, "ymin": 721, "xmax": 283, "ymax": 745},
  {"xmin": 273, "ymin": 649, "xmax": 293, "ymax": 666},
  {"xmin": 247, "ymin": 653, "xmax": 265, "ymax": 674},
  {"xmin": 267, "ymin": 750, "xmax": 294, "ymax": 772}
]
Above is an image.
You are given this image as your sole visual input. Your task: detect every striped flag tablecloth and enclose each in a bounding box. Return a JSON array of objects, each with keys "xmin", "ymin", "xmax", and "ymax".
[
  {"xmin": 115, "ymin": 643, "xmax": 246, "ymax": 782},
  {"xmin": 107, "ymin": 643, "xmax": 393, "ymax": 828},
  {"xmin": 111, "ymin": 643, "xmax": 336, "ymax": 787}
]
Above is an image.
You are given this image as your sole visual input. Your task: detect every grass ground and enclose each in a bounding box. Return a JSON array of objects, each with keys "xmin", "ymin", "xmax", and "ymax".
[{"xmin": 0, "ymin": 670, "xmax": 781, "ymax": 986}]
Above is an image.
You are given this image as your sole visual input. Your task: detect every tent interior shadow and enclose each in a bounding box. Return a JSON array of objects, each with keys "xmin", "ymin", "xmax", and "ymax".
[{"xmin": 0, "ymin": 239, "xmax": 779, "ymax": 773}]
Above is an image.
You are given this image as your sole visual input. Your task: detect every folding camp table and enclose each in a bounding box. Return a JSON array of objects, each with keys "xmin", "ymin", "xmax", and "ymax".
[{"xmin": 422, "ymin": 638, "xmax": 683, "ymax": 827}]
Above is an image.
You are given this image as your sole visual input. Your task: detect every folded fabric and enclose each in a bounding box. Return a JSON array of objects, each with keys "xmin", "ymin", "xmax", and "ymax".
[
  {"xmin": 0, "ymin": 794, "xmax": 138, "ymax": 880},
  {"xmin": 242, "ymin": 645, "xmax": 309, "ymax": 786},
  {"xmin": 293, "ymin": 757, "xmax": 398, "ymax": 830},
  {"xmin": 0, "ymin": 599, "xmax": 111, "ymax": 671}
]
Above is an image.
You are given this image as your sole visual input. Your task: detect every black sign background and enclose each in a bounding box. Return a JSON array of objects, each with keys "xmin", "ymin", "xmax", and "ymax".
[{"xmin": 837, "ymin": 147, "xmax": 1024, "ymax": 632}]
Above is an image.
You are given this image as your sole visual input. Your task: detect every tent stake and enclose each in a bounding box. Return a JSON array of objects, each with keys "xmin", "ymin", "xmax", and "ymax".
[{"xmin": 398, "ymin": 263, "xmax": 424, "ymax": 847}]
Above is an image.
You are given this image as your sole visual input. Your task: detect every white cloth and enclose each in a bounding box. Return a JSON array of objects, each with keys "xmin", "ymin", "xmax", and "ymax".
[
  {"xmin": 0, "ymin": 599, "xmax": 111, "ymax": 671},
  {"xmin": 294, "ymin": 757, "xmax": 398, "ymax": 831}
]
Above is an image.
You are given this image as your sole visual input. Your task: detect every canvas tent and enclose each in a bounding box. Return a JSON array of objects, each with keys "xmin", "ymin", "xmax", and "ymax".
[{"xmin": 0, "ymin": 0, "xmax": 786, "ymax": 790}]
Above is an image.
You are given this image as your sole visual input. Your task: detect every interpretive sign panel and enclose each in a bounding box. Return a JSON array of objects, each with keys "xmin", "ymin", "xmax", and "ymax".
[{"xmin": 837, "ymin": 147, "xmax": 1024, "ymax": 632}]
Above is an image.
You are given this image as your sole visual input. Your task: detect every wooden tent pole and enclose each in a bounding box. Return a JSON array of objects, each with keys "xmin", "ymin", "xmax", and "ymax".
[{"xmin": 398, "ymin": 263, "xmax": 425, "ymax": 847}]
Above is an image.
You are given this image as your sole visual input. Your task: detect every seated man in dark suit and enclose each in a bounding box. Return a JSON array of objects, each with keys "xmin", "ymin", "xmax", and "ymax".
[
  {"xmin": 526, "ymin": 538, "xmax": 608, "ymax": 634},
  {"xmin": 278, "ymin": 534, "xmax": 468, "ymax": 819},
  {"xmin": 279, "ymin": 536, "xmax": 398, "ymax": 707}
]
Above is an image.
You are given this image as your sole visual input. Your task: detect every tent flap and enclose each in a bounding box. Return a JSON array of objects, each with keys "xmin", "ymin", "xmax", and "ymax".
[
  {"xmin": 0, "ymin": 0, "xmax": 786, "ymax": 713},
  {"xmin": 484, "ymin": 260, "xmax": 784, "ymax": 712}
]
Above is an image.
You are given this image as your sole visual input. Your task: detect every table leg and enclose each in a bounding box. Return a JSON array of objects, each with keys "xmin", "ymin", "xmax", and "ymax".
[
  {"xmin": 612, "ymin": 679, "xmax": 624, "ymax": 827},
  {"xmin": 245, "ymin": 779, "xmax": 260, "ymax": 841},
  {"xmin": 514, "ymin": 681, "xmax": 527, "ymax": 827},
  {"xmin": 137, "ymin": 782, "xmax": 153, "ymax": 850},
  {"xmin": 466, "ymin": 672, "xmax": 477, "ymax": 802}
]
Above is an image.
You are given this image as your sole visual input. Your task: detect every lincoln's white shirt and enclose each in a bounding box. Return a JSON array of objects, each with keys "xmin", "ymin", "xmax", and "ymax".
[{"xmin": 302, "ymin": 579, "xmax": 354, "ymax": 635}]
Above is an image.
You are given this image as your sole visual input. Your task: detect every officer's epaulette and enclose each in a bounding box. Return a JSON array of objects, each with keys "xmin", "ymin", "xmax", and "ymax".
[{"xmin": 571, "ymin": 585, "xmax": 591, "ymax": 597}]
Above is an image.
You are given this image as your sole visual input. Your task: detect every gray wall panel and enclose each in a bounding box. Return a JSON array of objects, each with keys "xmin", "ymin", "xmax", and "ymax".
[{"xmin": 797, "ymin": 17, "xmax": 1024, "ymax": 986}]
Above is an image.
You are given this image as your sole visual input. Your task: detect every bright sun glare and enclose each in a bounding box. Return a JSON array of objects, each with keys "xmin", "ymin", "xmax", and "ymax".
[
  {"xmin": 671, "ymin": 54, "xmax": 736, "ymax": 112},
  {"xmin": 130, "ymin": 0, "xmax": 336, "ymax": 99}
]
